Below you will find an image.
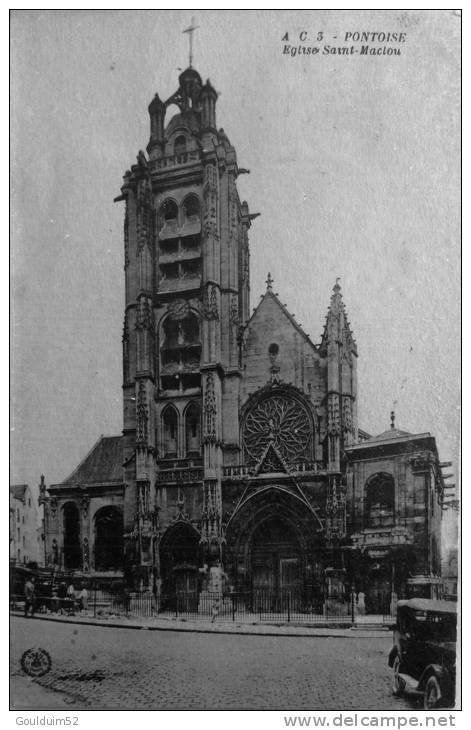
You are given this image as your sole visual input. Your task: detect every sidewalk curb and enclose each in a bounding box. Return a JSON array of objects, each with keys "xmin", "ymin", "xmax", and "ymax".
[{"xmin": 10, "ymin": 612, "xmax": 391, "ymax": 639}]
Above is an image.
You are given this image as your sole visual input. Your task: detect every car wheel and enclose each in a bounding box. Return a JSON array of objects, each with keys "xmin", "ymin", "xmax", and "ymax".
[
  {"xmin": 20, "ymin": 647, "xmax": 52, "ymax": 677},
  {"xmin": 392, "ymin": 655, "xmax": 404, "ymax": 696},
  {"xmin": 424, "ymin": 676, "xmax": 442, "ymax": 710}
]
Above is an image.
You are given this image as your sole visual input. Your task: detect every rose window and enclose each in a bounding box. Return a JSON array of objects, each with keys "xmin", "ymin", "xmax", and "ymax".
[{"xmin": 243, "ymin": 393, "xmax": 312, "ymax": 466}]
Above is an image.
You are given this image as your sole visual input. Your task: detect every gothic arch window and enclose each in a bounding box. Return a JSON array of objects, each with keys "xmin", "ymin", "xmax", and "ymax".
[
  {"xmin": 160, "ymin": 199, "xmax": 178, "ymax": 224},
  {"xmin": 174, "ymin": 135, "xmax": 187, "ymax": 158},
  {"xmin": 63, "ymin": 502, "xmax": 81, "ymax": 570},
  {"xmin": 242, "ymin": 388, "xmax": 313, "ymax": 468},
  {"xmin": 185, "ymin": 401, "xmax": 201, "ymax": 456},
  {"xmin": 364, "ymin": 473, "xmax": 395, "ymax": 528},
  {"xmin": 182, "ymin": 194, "xmax": 200, "ymax": 223},
  {"xmin": 94, "ymin": 506, "xmax": 123, "ymax": 571},
  {"xmin": 160, "ymin": 311, "xmax": 201, "ymax": 392},
  {"xmin": 162, "ymin": 404, "xmax": 179, "ymax": 457}
]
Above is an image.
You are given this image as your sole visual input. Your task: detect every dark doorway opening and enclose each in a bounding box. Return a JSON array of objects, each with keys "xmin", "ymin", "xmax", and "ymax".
[
  {"xmin": 160, "ymin": 523, "xmax": 200, "ymax": 609},
  {"xmin": 63, "ymin": 502, "xmax": 81, "ymax": 570},
  {"xmin": 250, "ymin": 515, "xmax": 302, "ymax": 596},
  {"xmin": 94, "ymin": 507, "xmax": 124, "ymax": 571}
]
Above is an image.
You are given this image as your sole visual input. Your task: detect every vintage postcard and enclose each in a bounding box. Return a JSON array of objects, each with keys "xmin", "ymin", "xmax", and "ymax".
[{"xmin": 10, "ymin": 8, "xmax": 461, "ymax": 717}]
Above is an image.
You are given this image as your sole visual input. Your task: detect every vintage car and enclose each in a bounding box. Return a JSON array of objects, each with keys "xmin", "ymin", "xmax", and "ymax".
[{"xmin": 388, "ymin": 598, "xmax": 457, "ymax": 709}]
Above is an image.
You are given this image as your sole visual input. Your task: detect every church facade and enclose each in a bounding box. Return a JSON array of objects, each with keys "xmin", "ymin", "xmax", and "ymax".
[{"xmin": 42, "ymin": 65, "xmax": 448, "ymax": 613}]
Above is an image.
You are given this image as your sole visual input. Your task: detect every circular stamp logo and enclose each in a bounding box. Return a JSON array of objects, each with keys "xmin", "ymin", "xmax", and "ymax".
[{"xmin": 20, "ymin": 647, "xmax": 52, "ymax": 677}]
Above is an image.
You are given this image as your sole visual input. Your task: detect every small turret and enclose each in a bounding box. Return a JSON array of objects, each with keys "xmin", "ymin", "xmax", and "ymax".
[
  {"xmin": 147, "ymin": 93, "xmax": 166, "ymax": 154},
  {"xmin": 320, "ymin": 280, "xmax": 358, "ymax": 464},
  {"xmin": 201, "ymin": 79, "xmax": 218, "ymax": 130}
]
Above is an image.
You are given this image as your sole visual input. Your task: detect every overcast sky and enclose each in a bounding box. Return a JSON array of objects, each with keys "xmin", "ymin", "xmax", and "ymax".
[{"xmin": 11, "ymin": 9, "xmax": 460, "ymax": 527}]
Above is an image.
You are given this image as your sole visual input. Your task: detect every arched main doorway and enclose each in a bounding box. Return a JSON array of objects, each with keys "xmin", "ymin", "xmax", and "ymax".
[
  {"xmin": 226, "ymin": 487, "xmax": 324, "ymax": 610},
  {"xmin": 159, "ymin": 522, "xmax": 200, "ymax": 605},
  {"xmin": 94, "ymin": 506, "xmax": 124, "ymax": 571},
  {"xmin": 63, "ymin": 502, "xmax": 81, "ymax": 570},
  {"xmin": 250, "ymin": 515, "xmax": 302, "ymax": 595}
]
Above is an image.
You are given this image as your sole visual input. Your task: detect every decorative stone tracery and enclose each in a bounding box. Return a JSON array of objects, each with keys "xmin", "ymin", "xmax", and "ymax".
[
  {"xmin": 136, "ymin": 175, "xmax": 153, "ymax": 254},
  {"xmin": 229, "ymin": 294, "xmax": 239, "ymax": 326},
  {"xmin": 167, "ymin": 298, "xmax": 191, "ymax": 321},
  {"xmin": 136, "ymin": 382, "xmax": 149, "ymax": 447},
  {"xmin": 203, "ymin": 371, "xmax": 217, "ymax": 443},
  {"xmin": 243, "ymin": 388, "xmax": 312, "ymax": 466},
  {"xmin": 122, "ymin": 312, "xmax": 130, "ymax": 384},
  {"xmin": 327, "ymin": 393, "xmax": 341, "ymax": 436},
  {"xmin": 228, "ymin": 173, "xmax": 238, "ymax": 244},
  {"xmin": 200, "ymin": 479, "xmax": 225, "ymax": 553},
  {"xmin": 202, "ymin": 164, "xmax": 218, "ymax": 239},
  {"xmin": 202, "ymin": 283, "xmax": 219, "ymax": 320},
  {"xmin": 136, "ymin": 295, "xmax": 154, "ymax": 331},
  {"xmin": 325, "ymin": 477, "xmax": 346, "ymax": 541}
]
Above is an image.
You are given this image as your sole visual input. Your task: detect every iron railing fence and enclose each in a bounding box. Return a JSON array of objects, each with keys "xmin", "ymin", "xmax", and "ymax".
[
  {"xmin": 89, "ymin": 589, "xmax": 357, "ymax": 623},
  {"xmin": 10, "ymin": 589, "xmax": 396, "ymax": 624}
]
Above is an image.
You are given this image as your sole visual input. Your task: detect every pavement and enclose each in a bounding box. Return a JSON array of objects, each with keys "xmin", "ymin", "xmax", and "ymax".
[
  {"xmin": 10, "ymin": 610, "xmax": 391, "ymax": 638},
  {"xmin": 10, "ymin": 614, "xmax": 413, "ymax": 711},
  {"xmin": 10, "ymin": 675, "xmax": 72, "ymax": 710}
]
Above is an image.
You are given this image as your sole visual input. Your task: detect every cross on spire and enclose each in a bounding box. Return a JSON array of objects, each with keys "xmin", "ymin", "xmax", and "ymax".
[
  {"xmin": 266, "ymin": 272, "xmax": 274, "ymax": 290},
  {"xmin": 182, "ymin": 17, "xmax": 199, "ymax": 68}
]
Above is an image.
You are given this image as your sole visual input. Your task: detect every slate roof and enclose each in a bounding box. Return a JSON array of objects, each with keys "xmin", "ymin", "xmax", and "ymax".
[
  {"xmin": 365, "ymin": 427, "xmax": 413, "ymax": 443},
  {"xmin": 247, "ymin": 288, "xmax": 318, "ymax": 350},
  {"xmin": 347, "ymin": 427, "xmax": 434, "ymax": 453},
  {"xmin": 10, "ymin": 484, "xmax": 28, "ymax": 501},
  {"xmin": 61, "ymin": 436, "xmax": 123, "ymax": 485}
]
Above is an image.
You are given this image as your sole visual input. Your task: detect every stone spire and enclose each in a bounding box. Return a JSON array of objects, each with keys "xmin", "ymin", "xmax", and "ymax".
[
  {"xmin": 320, "ymin": 278, "xmax": 357, "ymax": 355},
  {"xmin": 320, "ymin": 280, "xmax": 358, "ymax": 467}
]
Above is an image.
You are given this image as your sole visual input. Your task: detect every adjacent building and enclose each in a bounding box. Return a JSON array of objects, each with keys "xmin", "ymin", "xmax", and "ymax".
[
  {"xmin": 10, "ymin": 484, "xmax": 41, "ymax": 566},
  {"xmin": 345, "ymin": 426, "xmax": 445, "ymax": 611},
  {"xmin": 40, "ymin": 64, "xmax": 450, "ymax": 612}
]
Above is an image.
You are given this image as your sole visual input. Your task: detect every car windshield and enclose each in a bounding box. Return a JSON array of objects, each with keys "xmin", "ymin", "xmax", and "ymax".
[{"xmin": 400, "ymin": 608, "xmax": 456, "ymax": 642}]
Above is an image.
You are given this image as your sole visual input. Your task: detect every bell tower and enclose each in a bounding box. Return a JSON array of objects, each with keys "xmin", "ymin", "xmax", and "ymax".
[{"xmin": 116, "ymin": 65, "xmax": 255, "ymax": 588}]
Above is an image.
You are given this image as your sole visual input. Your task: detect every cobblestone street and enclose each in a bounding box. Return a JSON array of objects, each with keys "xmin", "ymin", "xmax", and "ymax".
[{"xmin": 10, "ymin": 616, "xmax": 415, "ymax": 711}]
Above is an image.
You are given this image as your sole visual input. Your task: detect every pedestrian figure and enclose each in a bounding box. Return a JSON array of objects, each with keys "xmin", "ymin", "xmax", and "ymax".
[
  {"xmin": 356, "ymin": 590, "xmax": 366, "ymax": 616},
  {"xmin": 67, "ymin": 582, "xmax": 76, "ymax": 614},
  {"xmin": 211, "ymin": 595, "xmax": 220, "ymax": 623},
  {"xmin": 78, "ymin": 586, "xmax": 88, "ymax": 612},
  {"xmin": 24, "ymin": 577, "xmax": 35, "ymax": 618},
  {"xmin": 51, "ymin": 539, "xmax": 59, "ymax": 566}
]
